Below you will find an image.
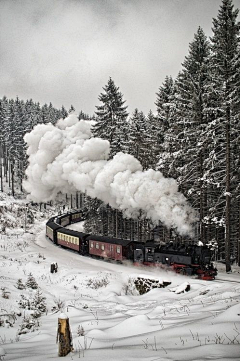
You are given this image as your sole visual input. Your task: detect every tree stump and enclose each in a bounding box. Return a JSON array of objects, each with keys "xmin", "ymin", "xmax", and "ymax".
[{"xmin": 56, "ymin": 313, "xmax": 73, "ymax": 357}]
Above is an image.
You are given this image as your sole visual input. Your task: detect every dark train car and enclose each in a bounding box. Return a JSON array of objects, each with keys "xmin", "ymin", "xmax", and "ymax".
[
  {"xmin": 133, "ymin": 242, "xmax": 217, "ymax": 279},
  {"xmin": 46, "ymin": 221, "xmax": 63, "ymax": 244},
  {"xmin": 154, "ymin": 244, "xmax": 193, "ymax": 267},
  {"xmin": 70, "ymin": 210, "xmax": 84, "ymax": 224},
  {"xmin": 57, "ymin": 214, "xmax": 71, "ymax": 227},
  {"xmin": 86, "ymin": 234, "xmax": 135, "ymax": 262},
  {"xmin": 56, "ymin": 227, "xmax": 88, "ymax": 254}
]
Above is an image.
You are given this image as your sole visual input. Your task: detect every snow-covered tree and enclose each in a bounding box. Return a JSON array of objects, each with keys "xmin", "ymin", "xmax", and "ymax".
[
  {"xmin": 26, "ymin": 273, "xmax": 38, "ymax": 290},
  {"xmin": 92, "ymin": 77, "xmax": 129, "ymax": 157},
  {"xmin": 128, "ymin": 109, "xmax": 151, "ymax": 169},
  {"xmin": 206, "ymin": 0, "xmax": 240, "ymax": 271}
]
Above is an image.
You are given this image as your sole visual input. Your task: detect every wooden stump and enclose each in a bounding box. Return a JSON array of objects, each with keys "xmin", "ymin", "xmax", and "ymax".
[{"xmin": 56, "ymin": 314, "xmax": 73, "ymax": 357}]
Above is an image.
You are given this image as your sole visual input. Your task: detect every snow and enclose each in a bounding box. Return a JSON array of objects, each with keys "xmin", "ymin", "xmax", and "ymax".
[
  {"xmin": 23, "ymin": 114, "xmax": 198, "ymax": 236},
  {"xmin": 0, "ymin": 197, "xmax": 240, "ymax": 361},
  {"xmin": 58, "ymin": 313, "xmax": 68, "ymax": 320}
]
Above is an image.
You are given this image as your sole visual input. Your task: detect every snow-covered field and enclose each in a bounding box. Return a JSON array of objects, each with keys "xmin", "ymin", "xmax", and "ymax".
[{"xmin": 0, "ymin": 196, "xmax": 240, "ymax": 361}]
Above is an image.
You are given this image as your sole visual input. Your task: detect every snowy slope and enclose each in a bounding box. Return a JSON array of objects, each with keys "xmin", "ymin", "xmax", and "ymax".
[{"xmin": 0, "ymin": 198, "xmax": 239, "ymax": 361}]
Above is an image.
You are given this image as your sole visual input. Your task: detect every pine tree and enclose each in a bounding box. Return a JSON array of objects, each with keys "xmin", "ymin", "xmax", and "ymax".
[
  {"xmin": 26, "ymin": 273, "xmax": 38, "ymax": 289},
  {"xmin": 157, "ymin": 28, "xmax": 211, "ymax": 244},
  {"xmin": 175, "ymin": 27, "xmax": 211, "ymax": 243},
  {"xmin": 207, "ymin": 0, "xmax": 240, "ymax": 271},
  {"xmin": 60, "ymin": 105, "xmax": 68, "ymax": 119},
  {"xmin": 68, "ymin": 105, "xmax": 75, "ymax": 114},
  {"xmin": 92, "ymin": 77, "xmax": 129, "ymax": 158},
  {"xmin": 78, "ymin": 110, "xmax": 91, "ymax": 120},
  {"xmin": 16, "ymin": 278, "xmax": 25, "ymax": 290},
  {"xmin": 155, "ymin": 75, "xmax": 174, "ymax": 129},
  {"xmin": 146, "ymin": 109, "xmax": 162, "ymax": 170},
  {"xmin": 128, "ymin": 109, "xmax": 151, "ymax": 170},
  {"xmin": 32, "ymin": 289, "xmax": 47, "ymax": 314}
]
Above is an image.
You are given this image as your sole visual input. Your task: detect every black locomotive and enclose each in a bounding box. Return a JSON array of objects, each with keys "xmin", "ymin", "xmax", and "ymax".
[{"xmin": 46, "ymin": 209, "xmax": 217, "ymax": 280}]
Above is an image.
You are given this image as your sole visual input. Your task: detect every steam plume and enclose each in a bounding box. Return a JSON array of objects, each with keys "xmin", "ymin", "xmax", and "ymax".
[{"xmin": 23, "ymin": 114, "xmax": 198, "ymax": 235}]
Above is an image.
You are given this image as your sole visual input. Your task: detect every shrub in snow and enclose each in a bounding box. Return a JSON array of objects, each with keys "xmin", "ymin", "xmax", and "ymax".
[
  {"xmin": 86, "ymin": 275, "xmax": 109, "ymax": 289},
  {"xmin": 18, "ymin": 294, "xmax": 31, "ymax": 310},
  {"xmin": 1, "ymin": 288, "xmax": 10, "ymax": 299},
  {"xmin": 32, "ymin": 289, "xmax": 47, "ymax": 315},
  {"xmin": 26, "ymin": 273, "xmax": 38, "ymax": 289},
  {"xmin": 134, "ymin": 277, "xmax": 171, "ymax": 295},
  {"xmin": 18, "ymin": 315, "xmax": 40, "ymax": 335},
  {"xmin": 18, "ymin": 290, "xmax": 47, "ymax": 315},
  {"xmin": 16, "ymin": 279, "xmax": 25, "ymax": 290},
  {"xmin": 77, "ymin": 325, "xmax": 85, "ymax": 337},
  {"xmin": 51, "ymin": 297, "xmax": 65, "ymax": 313},
  {"xmin": 0, "ymin": 313, "xmax": 17, "ymax": 328}
]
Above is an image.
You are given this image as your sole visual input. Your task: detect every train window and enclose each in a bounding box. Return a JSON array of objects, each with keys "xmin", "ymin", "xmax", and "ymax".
[
  {"xmin": 96, "ymin": 243, "xmax": 99, "ymax": 249},
  {"xmin": 116, "ymin": 246, "xmax": 121, "ymax": 254},
  {"xmin": 101, "ymin": 244, "xmax": 105, "ymax": 250},
  {"xmin": 90, "ymin": 242, "xmax": 94, "ymax": 248}
]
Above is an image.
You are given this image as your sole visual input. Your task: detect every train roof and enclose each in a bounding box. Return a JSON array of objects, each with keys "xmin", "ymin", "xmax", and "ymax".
[
  {"xmin": 46, "ymin": 221, "xmax": 63, "ymax": 231},
  {"xmin": 86, "ymin": 234, "xmax": 133, "ymax": 247},
  {"xmin": 56, "ymin": 227, "xmax": 88, "ymax": 238}
]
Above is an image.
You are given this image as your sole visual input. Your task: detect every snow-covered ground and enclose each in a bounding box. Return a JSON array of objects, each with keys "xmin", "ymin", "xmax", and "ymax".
[{"xmin": 0, "ymin": 196, "xmax": 240, "ymax": 361}]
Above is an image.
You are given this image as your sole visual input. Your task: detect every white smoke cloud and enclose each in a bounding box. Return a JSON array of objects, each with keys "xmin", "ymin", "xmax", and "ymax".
[{"xmin": 23, "ymin": 114, "xmax": 198, "ymax": 235}]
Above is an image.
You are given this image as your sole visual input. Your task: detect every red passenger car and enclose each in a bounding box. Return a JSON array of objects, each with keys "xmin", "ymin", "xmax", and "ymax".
[
  {"xmin": 86, "ymin": 235, "xmax": 134, "ymax": 262},
  {"xmin": 56, "ymin": 228, "xmax": 85, "ymax": 253}
]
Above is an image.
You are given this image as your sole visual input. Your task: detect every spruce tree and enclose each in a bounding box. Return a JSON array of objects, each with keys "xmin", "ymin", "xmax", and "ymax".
[
  {"xmin": 26, "ymin": 273, "xmax": 38, "ymax": 289},
  {"xmin": 155, "ymin": 75, "xmax": 174, "ymax": 129},
  {"xmin": 208, "ymin": 0, "xmax": 240, "ymax": 271},
  {"xmin": 128, "ymin": 109, "xmax": 151, "ymax": 170},
  {"xmin": 92, "ymin": 77, "xmax": 129, "ymax": 158}
]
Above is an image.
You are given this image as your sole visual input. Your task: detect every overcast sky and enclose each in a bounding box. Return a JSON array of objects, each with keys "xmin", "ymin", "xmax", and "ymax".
[{"xmin": 0, "ymin": 0, "xmax": 240, "ymax": 116}]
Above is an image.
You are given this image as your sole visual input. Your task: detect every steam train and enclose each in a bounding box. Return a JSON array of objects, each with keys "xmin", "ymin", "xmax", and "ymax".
[{"xmin": 46, "ymin": 209, "xmax": 217, "ymax": 280}]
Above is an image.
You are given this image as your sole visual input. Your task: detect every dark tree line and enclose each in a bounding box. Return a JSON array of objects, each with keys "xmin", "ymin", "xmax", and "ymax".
[
  {"xmin": 0, "ymin": 0, "xmax": 239, "ymax": 271},
  {"xmin": 0, "ymin": 97, "xmax": 89, "ymax": 195}
]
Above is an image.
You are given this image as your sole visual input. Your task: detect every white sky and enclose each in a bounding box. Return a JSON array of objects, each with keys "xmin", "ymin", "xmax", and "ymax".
[{"xmin": 0, "ymin": 0, "xmax": 240, "ymax": 115}]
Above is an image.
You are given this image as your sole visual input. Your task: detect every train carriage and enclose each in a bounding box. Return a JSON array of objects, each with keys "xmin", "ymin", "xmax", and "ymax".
[
  {"xmin": 46, "ymin": 221, "xmax": 63, "ymax": 244},
  {"xmin": 57, "ymin": 214, "xmax": 71, "ymax": 227},
  {"xmin": 56, "ymin": 228, "xmax": 88, "ymax": 253},
  {"xmin": 86, "ymin": 234, "xmax": 134, "ymax": 262},
  {"xmin": 71, "ymin": 211, "xmax": 84, "ymax": 224}
]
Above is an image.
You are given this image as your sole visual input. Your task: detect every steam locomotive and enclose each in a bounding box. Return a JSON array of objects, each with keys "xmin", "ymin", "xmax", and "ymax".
[{"xmin": 46, "ymin": 209, "xmax": 217, "ymax": 280}]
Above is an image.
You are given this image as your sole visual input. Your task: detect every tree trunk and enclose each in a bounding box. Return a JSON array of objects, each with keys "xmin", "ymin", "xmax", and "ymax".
[
  {"xmin": 57, "ymin": 316, "xmax": 72, "ymax": 357},
  {"xmin": 76, "ymin": 191, "xmax": 78, "ymax": 209},
  {"xmin": 11, "ymin": 163, "xmax": 14, "ymax": 196},
  {"xmin": 0, "ymin": 159, "xmax": 3, "ymax": 192},
  {"xmin": 225, "ymin": 107, "xmax": 231, "ymax": 273}
]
